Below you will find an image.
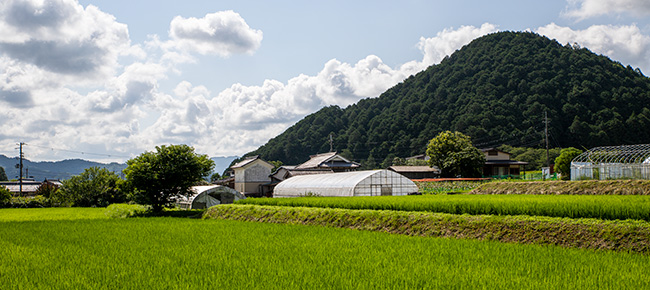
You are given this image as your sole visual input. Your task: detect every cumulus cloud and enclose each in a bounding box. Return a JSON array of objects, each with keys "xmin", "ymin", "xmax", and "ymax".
[
  {"xmin": 168, "ymin": 10, "xmax": 263, "ymax": 57},
  {"xmin": 0, "ymin": 88, "xmax": 33, "ymax": 108},
  {"xmin": 416, "ymin": 23, "xmax": 499, "ymax": 67},
  {"xmin": 135, "ymin": 23, "xmax": 502, "ymax": 157},
  {"xmin": 0, "ymin": 11, "xmax": 503, "ymax": 161},
  {"xmin": 565, "ymin": 0, "xmax": 650, "ymax": 20},
  {"xmin": 0, "ymin": 0, "xmax": 131, "ymax": 79},
  {"xmin": 536, "ymin": 23, "xmax": 650, "ymax": 72}
]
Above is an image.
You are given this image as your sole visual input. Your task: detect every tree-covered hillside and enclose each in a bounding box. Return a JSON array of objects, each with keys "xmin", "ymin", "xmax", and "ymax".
[{"xmin": 243, "ymin": 31, "xmax": 650, "ymax": 166}]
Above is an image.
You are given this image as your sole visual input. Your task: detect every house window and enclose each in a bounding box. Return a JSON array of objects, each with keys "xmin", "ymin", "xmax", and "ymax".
[{"xmin": 488, "ymin": 151, "xmax": 498, "ymax": 156}]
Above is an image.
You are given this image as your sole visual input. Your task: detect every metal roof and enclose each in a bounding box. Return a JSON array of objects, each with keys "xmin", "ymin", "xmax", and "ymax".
[
  {"xmin": 388, "ymin": 166, "xmax": 440, "ymax": 173},
  {"xmin": 295, "ymin": 152, "xmax": 359, "ymax": 169}
]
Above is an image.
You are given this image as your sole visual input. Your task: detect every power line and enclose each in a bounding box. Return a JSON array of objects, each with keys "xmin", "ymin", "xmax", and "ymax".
[{"xmin": 26, "ymin": 144, "xmax": 131, "ymax": 159}]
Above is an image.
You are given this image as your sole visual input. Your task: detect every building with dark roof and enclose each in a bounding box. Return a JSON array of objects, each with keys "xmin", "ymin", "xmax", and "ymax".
[
  {"xmin": 387, "ymin": 166, "xmax": 440, "ymax": 180},
  {"xmin": 481, "ymin": 148, "xmax": 528, "ymax": 179},
  {"xmin": 294, "ymin": 152, "xmax": 360, "ymax": 172}
]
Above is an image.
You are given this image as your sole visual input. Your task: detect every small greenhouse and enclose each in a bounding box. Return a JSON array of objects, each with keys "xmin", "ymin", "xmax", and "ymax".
[
  {"xmin": 176, "ymin": 185, "xmax": 245, "ymax": 209},
  {"xmin": 273, "ymin": 169, "xmax": 419, "ymax": 197},
  {"xmin": 570, "ymin": 144, "xmax": 650, "ymax": 180}
]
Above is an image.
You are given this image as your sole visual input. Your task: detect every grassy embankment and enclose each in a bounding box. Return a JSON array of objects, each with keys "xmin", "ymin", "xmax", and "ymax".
[
  {"xmin": 211, "ymin": 180, "xmax": 650, "ymax": 253},
  {"xmin": 1, "ymin": 208, "xmax": 650, "ymax": 289},
  {"xmin": 205, "ymin": 204, "xmax": 650, "ymax": 254}
]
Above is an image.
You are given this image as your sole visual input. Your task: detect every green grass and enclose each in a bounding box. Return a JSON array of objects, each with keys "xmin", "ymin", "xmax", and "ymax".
[
  {"xmin": 0, "ymin": 207, "xmax": 108, "ymax": 222},
  {"xmin": 1, "ymin": 215, "xmax": 649, "ymax": 289},
  {"xmin": 207, "ymin": 204, "xmax": 650, "ymax": 253},
  {"xmin": 237, "ymin": 194, "xmax": 650, "ymax": 221}
]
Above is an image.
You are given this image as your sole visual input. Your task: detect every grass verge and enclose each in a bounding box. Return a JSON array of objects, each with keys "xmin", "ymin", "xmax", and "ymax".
[{"xmin": 205, "ymin": 204, "xmax": 650, "ymax": 254}]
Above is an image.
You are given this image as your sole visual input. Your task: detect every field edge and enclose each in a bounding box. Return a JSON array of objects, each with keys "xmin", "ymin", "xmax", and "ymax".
[{"xmin": 204, "ymin": 204, "xmax": 650, "ymax": 254}]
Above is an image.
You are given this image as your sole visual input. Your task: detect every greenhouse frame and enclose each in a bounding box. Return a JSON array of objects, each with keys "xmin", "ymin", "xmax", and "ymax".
[
  {"xmin": 273, "ymin": 169, "xmax": 419, "ymax": 197},
  {"xmin": 570, "ymin": 144, "xmax": 650, "ymax": 180},
  {"xmin": 176, "ymin": 185, "xmax": 245, "ymax": 209}
]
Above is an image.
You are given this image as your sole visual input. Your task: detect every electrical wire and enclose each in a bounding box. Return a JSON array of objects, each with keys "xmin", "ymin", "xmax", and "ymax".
[{"xmin": 25, "ymin": 144, "xmax": 131, "ymax": 159}]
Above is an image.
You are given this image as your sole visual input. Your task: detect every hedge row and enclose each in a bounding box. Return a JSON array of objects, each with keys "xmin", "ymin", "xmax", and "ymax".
[
  {"xmin": 0, "ymin": 196, "xmax": 52, "ymax": 208},
  {"xmin": 204, "ymin": 204, "xmax": 650, "ymax": 254},
  {"xmin": 471, "ymin": 180, "xmax": 650, "ymax": 195}
]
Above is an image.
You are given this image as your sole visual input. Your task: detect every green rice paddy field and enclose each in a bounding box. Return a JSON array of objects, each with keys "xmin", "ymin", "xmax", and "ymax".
[
  {"xmin": 237, "ymin": 194, "xmax": 650, "ymax": 221},
  {"xmin": 1, "ymin": 208, "xmax": 650, "ymax": 289}
]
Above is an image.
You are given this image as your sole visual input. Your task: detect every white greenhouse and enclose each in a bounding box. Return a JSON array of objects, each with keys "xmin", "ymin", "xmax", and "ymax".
[
  {"xmin": 273, "ymin": 169, "xmax": 419, "ymax": 197},
  {"xmin": 176, "ymin": 185, "xmax": 245, "ymax": 209},
  {"xmin": 570, "ymin": 144, "xmax": 650, "ymax": 180}
]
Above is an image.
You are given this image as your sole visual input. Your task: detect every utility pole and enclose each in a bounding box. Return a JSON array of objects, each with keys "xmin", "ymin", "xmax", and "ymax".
[
  {"xmin": 18, "ymin": 142, "xmax": 24, "ymax": 196},
  {"xmin": 542, "ymin": 111, "xmax": 550, "ymax": 181}
]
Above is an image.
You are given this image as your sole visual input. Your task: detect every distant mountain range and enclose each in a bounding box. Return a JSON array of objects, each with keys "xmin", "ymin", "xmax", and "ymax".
[
  {"xmin": 0, "ymin": 155, "xmax": 238, "ymax": 181},
  {"xmin": 0, "ymin": 154, "xmax": 127, "ymax": 181}
]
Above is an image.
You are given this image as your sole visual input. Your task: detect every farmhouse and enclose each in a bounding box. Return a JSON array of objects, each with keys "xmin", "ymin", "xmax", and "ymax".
[
  {"xmin": 294, "ymin": 152, "xmax": 360, "ymax": 172},
  {"xmin": 230, "ymin": 156, "xmax": 274, "ymax": 196},
  {"xmin": 387, "ymin": 166, "xmax": 440, "ymax": 179},
  {"xmin": 176, "ymin": 185, "xmax": 245, "ymax": 209},
  {"xmin": 270, "ymin": 166, "xmax": 333, "ymax": 183},
  {"xmin": 0, "ymin": 178, "xmax": 61, "ymax": 196},
  {"xmin": 481, "ymin": 148, "xmax": 528, "ymax": 179},
  {"xmin": 273, "ymin": 169, "xmax": 418, "ymax": 197}
]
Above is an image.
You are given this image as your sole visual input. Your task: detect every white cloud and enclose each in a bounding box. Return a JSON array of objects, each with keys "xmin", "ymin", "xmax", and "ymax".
[
  {"xmin": 0, "ymin": 12, "xmax": 504, "ymax": 161},
  {"xmin": 416, "ymin": 23, "xmax": 499, "ymax": 67},
  {"xmin": 168, "ymin": 10, "xmax": 263, "ymax": 57},
  {"xmin": 133, "ymin": 24, "xmax": 503, "ymax": 157},
  {"xmin": 565, "ymin": 0, "xmax": 650, "ymax": 20},
  {"xmin": 0, "ymin": 0, "xmax": 131, "ymax": 79},
  {"xmin": 536, "ymin": 23, "xmax": 650, "ymax": 72}
]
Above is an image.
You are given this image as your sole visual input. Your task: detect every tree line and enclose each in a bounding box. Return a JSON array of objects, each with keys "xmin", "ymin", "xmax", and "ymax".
[{"xmin": 1, "ymin": 145, "xmax": 213, "ymax": 213}]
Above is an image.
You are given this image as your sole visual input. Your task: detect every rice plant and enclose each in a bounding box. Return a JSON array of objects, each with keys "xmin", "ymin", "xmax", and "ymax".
[
  {"xmin": 1, "ymin": 215, "xmax": 649, "ymax": 289},
  {"xmin": 237, "ymin": 194, "xmax": 650, "ymax": 221}
]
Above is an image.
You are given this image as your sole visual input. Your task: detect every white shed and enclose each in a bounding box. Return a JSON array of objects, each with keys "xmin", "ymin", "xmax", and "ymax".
[
  {"xmin": 176, "ymin": 185, "xmax": 245, "ymax": 209},
  {"xmin": 273, "ymin": 169, "xmax": 419, "ymax": 197}
]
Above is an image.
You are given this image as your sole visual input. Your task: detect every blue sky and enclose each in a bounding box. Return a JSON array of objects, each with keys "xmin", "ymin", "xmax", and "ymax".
[{"xmin": 1, "ymin": 0, "xmax": 650, "ymax": 162}]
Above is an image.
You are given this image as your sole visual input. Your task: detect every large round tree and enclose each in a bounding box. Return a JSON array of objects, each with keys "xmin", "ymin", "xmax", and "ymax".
[
  {"xmin": 426, "ymin": 131, "xmax": 485, "ymax": 178},
  {"xmin": 55, "ymin": 167, "xmax": 124, "ymax": 207},
  {"xmin": 554, "ymin": 147, "xmax": 583, "ymax": 180},
  {"xmin": 124, "ymin": 144, "xmax": 214, "ymax": 213}
]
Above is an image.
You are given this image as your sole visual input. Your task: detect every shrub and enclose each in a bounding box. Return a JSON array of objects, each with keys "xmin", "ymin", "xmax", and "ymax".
[
  {"xmin": 8, "ymin": 195, "xmax": 49, "ymax": 208},
  {"xmin": 35, "ymin": 183, "xmax": 59, "ymax": 198},
  {"xmin": 104, "ymin": 204, "xmax": 149, "ymax": 218},
  {"xmin": 55, "ymin": 167, "xmax": 126, "ymax": 207},
  {"xmin": 0, "ymin": 186, "xmax": 11, "ymax": 207}
]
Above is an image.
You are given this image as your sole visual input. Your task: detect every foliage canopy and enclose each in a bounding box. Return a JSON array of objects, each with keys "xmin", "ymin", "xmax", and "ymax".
[
  {"xmin": 555, "ymin": 147, "xmax": 583, "ymax": 180},
  {"xmin": 124, "ymin": 144, "xmax": 214, "ymax": 212},
  {"xmin": 54, "ymin": 167, "xmax": 125, "ymax": 207},
  {"xmin": 0, "ymin": 186, "xmax": 10, "ymax": 204},
  {"xmin": 426, "ymin": 131, "xmax": 485, "ymax": 177}
]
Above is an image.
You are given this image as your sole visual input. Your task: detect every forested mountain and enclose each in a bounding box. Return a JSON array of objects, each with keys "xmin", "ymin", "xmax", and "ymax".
[{"xmin": 243, "ymin": 31, "xmax": 650, "ymax": 166}]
